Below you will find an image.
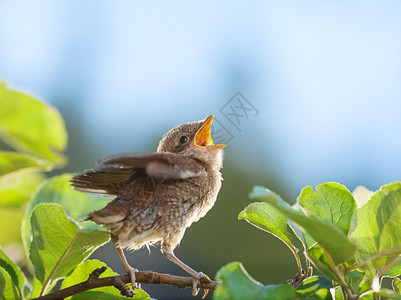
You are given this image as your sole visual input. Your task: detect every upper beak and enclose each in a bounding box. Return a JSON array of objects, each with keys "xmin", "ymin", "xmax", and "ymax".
[{"xmin": 193, "ymin": 115, "xmax": 226, "ymax": 150}]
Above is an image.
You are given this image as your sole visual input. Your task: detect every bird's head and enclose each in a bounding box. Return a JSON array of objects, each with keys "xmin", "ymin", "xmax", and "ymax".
[{"xmin": 157, "ymin": 115, "xmax": 226, "ymax": 168}]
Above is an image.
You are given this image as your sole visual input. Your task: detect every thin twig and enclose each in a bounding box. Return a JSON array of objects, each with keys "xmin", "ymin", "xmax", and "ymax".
[{"xmin": 32, "ymin": 270, "xmax": 219, "ymax": 300}]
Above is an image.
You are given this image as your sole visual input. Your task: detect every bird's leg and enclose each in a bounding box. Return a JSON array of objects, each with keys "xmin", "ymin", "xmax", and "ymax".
[
  {"xmin": 111, "ymin": 235, "xmax": 139, "ymax": 290},
  {"xmin": 162, "ymin": 245, "xmax": 211, "ymax": 297}
]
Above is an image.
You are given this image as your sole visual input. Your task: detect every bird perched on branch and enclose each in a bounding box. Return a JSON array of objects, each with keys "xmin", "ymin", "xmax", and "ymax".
[{"xmin": 71, "ymin": 115, "xmax": 225, "ymax": 297}]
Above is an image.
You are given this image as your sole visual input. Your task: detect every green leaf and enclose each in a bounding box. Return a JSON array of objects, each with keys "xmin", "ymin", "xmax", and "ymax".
[
  {"xmin": 384, "ymin": 260, "xmax": 401, "ymax": 278},
  {"xmin": 0, "ymin": 247, "xmax": 30, "ymax": 298},
  {"xmin": 0, "ymin": 171, "xmax": 45, "ymax": 207},
  {"xmin": 238, "ymin": 201, "xmax": 297, "ymax": 254},
  {"xmin": 29, "ymin": 203, "xmax": 110, "ymax": 295},
  {"xmin": 306, "ymin": 245, "xmax": 339, "ymax": 283},
  {"xmin": 0, "ymin": 83, "xmax": 67, "ymax": 166},
  {"xmin": 288, "ymin": 218, "xmax": 316, "ymax": 250},
  {"xmin": 0, "ymin": 266, "xmax": 20, "ymax": 300},
  {"xmin": 393, "ymin": 278, "xmax": 401, "ymax": 294},
  {"xmin": 346, "ymin": 270, "xmax": 365, "ymax": 294},
  {"xmin": 62, "ymin": 260, "xmax": 150, "ymax": 300},
  {"xmin": 295, "ymin": 275, "xmax": 332, "ymax": 299},
  {"xmin": 250, "ymin": 186, "xmax": 356, "ymax": 264},
  {"xmin": 349, "ymin": 182, "xmax": 401, "ymax": 269},
  {"xmin": 0, "ymin": 208, "xmax": 24, "ymax": 245},
  {"xmin": 298, "ymin": 183, "xmax": 356, "ymax": 235},
  {"xmin": 375, "ymin": 288, "xmax": 401, "ymax": 299},
  {"xmin": 22, "ymin": 174, "xmax": 112, "ymax": 252},
  {"xmin": 0, "ymin": 151, "xmax": 52, "ymax": 178},
  {"xmin": 214, "ymin": 262, "xmax": 295, "ymax": 300},
  {"xmin": 331, "ymin": 287, "xmax": 344, "ymax": 300}
]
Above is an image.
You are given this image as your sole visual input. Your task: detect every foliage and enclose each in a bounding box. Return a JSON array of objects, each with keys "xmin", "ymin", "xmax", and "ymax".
[
  {"xmin": 2, "ymin": 82, "xmax": 401, "ymax": 299},
  {"xmin": 0, "ymin": 83, "xmax": 150, "ymax": 299},
  {"xmin": 215, "ymin": 182, "xmax": 401, "ymax": 299}
]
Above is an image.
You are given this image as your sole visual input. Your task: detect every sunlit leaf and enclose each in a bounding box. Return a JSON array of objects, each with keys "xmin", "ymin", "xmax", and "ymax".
[
  {"xmin": 0, "ymin": 171, "xmax": 45, "ymax": 207},
  {"xmin": 0, "ymin": 151, "xmax": 52, "ymax": 178},
  {"xmin": 0, "ymin": 247, "xmax": 30, "ymax": 298},
  {"xmin": 29, "ymin": 204, "xmax": 110, "ymax": 295},
  {"xmin": 214, "ymin": 262, "xmax": 295, "ymax": 300},
  {"xmin": 352, "ymin": 186, "xmax": 374, "ymax": 208},
  {"xmin": 61, "ymin": 260, "xmax": 150, "ymax": 300},
  {"xmin": 349, "ymin": 182, "xmax": 401, "ymax": 270},
  {"xmin": 0, "ymin": 83, "xmax": 67, "ymax": 166},
  {"xmin": 295, "ymin": 275, "xmax": 332, "ymax": 299},
  {"xmin": 22, "ymin": 174, "xmax": 112, "ymax": 252},
  {"xmin": 250, "ymin": 186, "xmax": 356, "ymax": 264},
  {"xmin": 0, "ymin": 208, "xmax": 24, "ymax": 245},
  {"xmin": 298, "ymin": 182, "xmax": 356, "ymax": 235},
  {"xmin": 0, "ymin": 266, "xmax": 20, "ymax": 300},
  {"xmin": 239, "ymin": 201, "xmax": 298, "ymax": 255}
]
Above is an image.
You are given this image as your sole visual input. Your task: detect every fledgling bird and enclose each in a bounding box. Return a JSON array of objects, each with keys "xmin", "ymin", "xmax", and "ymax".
[{"xmin": 71, "ymin": 115, "xmax": 225, "ymax": 296}]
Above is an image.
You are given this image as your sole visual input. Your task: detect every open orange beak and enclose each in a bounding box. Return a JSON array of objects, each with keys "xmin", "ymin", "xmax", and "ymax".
[{"xmin": 194, "ymin": 115, "xmax": 226, "ymax": 150}]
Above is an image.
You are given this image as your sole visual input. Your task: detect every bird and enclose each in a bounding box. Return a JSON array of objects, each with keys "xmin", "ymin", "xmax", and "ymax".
[{"xmin": 70, "ymin": 115, "xmax": 225, "ymax": 297}]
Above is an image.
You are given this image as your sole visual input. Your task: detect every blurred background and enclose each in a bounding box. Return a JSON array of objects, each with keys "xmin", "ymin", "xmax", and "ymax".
[{"xmin": 1, "ymin": 1, "xmax": 401, "ymax": 298}]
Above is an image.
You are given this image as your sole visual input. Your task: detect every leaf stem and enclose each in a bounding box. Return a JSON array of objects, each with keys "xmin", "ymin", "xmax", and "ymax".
[
  {"xmin": 288, "ymin": 244, "xmax": 304, "ymax": 278},
  {"xmin": 322, "ymin": 248, "xmax": 353, "ymax": 299},
  {"xmin": 377, "ymin": 255, "xmax": 401, "ymax": 278},
  {"xmin": 346, "ymin": 246, "xmax": 401, "ymax": 273}
]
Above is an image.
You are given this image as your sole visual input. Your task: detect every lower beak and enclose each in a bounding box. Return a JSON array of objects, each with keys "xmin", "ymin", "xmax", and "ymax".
[{"xmin": 194, "ymin": 115, "xmax": 226, "ymax": 150}]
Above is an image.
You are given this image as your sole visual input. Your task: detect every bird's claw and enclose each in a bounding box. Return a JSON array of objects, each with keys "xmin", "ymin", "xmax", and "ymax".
[
  {"xmin": 127, "ymin": 267, "xmax": 140, "ymax": 290},
  {"xmin": 191, "ymin": 272, "xmax": 211, "ymax": 297}
]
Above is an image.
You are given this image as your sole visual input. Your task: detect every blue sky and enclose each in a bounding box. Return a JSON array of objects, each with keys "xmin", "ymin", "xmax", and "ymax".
[{"xmin": 1, "ymin": 1, "xmax": 401, "ymax": 197}]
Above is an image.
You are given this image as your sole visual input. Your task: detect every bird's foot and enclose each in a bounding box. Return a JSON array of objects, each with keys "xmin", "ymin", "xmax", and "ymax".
[
  {"xmin": 191, "ymin": 272, "xmax": 211, "ymax": 298},
  {"xmin": 127, "ymin": 267, "xmax": 140, "ymax": 289}
]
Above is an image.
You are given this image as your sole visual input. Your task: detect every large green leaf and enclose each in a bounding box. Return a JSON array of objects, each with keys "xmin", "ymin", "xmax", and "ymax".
[
  {"xmin": 0, "ymin": 151, "xmax": 52, "ymax": 178},
  {"xmin": 238, "ymin": 201, "xmax": 297, "ymax": 255},
  {"xmin": 250, "ymin": 186, "xmax": 356, "ymax": 264},
  {"xmin": 0, "ymin": 247, "xmax": 30, "ymax": 298},
  {"xmin": 22, "ymin": 174, "xmax": 112, "ymax": 252},
  {"xmin": 298, "ymin": 182, "xmax": 356, "ymax": 235},
  {"xmin": 62, "ymin": 260, "xmax": 150, "ymax": 300},
  {"xmin": 29, "ymin": 203, "xmax": 110, "ymax": 295},
  {"xmin": 295, "ymin": 275, "xmax": 332, "ymax": 299},
  {"xmin": 214, "ymin": 262, "xmax": 295, "ymax": 300},
  {"xmin": 0, "ymin": 83, "xmax": 67, "ymax": 166},
  {"xmin": 0, "ymin": 266, "xmax": 20, "ymax": 300},
  {"xmin": 349, "ymin": 182, "xmax": 401, "ymax": 268}
]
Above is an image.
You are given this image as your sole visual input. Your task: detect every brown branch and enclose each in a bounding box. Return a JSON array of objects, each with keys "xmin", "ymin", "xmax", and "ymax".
[{"xmin": 32, "ymin": 269, "xmax": 219, "ymax": 300}]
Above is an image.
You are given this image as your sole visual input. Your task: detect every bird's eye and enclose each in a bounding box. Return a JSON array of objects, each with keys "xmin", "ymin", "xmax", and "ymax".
[{"xmin": 179, "ymin": 136, "xmax": 189, "ymax": 144}]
